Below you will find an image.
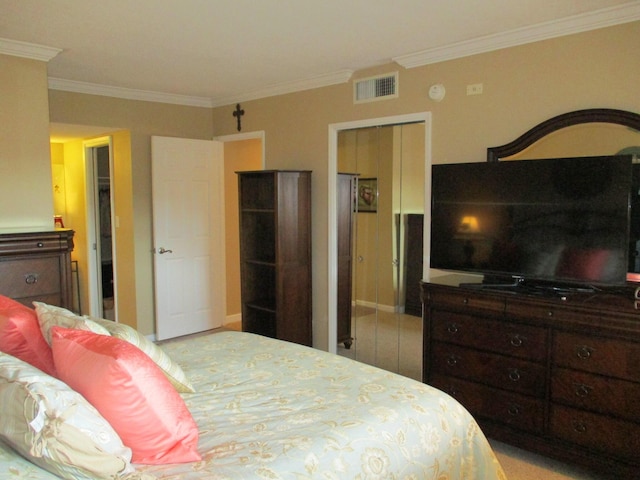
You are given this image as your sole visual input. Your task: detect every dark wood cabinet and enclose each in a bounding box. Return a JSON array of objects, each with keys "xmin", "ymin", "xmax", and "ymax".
[
  {"xmin": 337, "ymin": 173, "xmax": 355, "ymax": 348},
  {"xmin": 0, "ymin": 229, "xmax": 75, "ymax": 309},
  {"xmin": 237, "ymin": 171, "xmax": 312, "ymax": 346},
  {"xmin": 422, "ymin": 279, "xmax": 640, "ymax": 478}
]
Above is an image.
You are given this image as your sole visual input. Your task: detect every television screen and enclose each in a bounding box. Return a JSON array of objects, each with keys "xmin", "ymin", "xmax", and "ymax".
[{"xmin": 430, "ymin": 155, "xmax": 633, "ymax": 286}]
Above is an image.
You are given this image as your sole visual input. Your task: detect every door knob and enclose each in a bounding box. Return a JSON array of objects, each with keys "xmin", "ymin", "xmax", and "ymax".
[{"xmin": 158, "ymin": 247, "xmax": 173, "ymax": 254}]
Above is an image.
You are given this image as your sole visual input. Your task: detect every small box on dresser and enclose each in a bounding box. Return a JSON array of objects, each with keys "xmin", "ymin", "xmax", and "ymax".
[{"xmin": 422, "ymin": 279, "xmax": 640, "ymax": 479}]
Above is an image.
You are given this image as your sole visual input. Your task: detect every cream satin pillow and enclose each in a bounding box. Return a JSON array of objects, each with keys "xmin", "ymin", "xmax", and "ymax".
[
  {"xmin": 91, "ymin": 316, "xmax": 195, "ymax": 393},
  {"xmin": 34, "ymin": 302, "xmax": 110, "ymax": 345},
  {"xmin": 0, "ymin": 351, "xmax": 135, "ymax": 479}
]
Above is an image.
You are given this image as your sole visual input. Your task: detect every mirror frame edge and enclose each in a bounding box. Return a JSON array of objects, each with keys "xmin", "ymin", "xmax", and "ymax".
[{"xmin": 487, "ymin": 108, "xmax": 640, "ymax": 162}]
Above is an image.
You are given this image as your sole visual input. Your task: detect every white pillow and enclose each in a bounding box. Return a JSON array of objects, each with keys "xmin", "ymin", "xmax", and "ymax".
[{"xmin": 0, "ymin": 351, "xmax": 135, "ymax": 479}]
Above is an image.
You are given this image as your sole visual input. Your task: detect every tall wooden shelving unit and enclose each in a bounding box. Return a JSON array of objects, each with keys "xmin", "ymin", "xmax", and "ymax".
[{"xmin": 237, "ymin": 170, "xmax": 312, "ymax": 346}]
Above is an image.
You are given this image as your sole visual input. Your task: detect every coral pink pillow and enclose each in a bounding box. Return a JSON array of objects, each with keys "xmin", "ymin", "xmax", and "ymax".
[
  {"xmin": 0, "ymin": 295, "xmax": 55, "ymax": 376},
  {"xmin": 51, "ymin": 327, "xmax": 201, "ymax": 465}
]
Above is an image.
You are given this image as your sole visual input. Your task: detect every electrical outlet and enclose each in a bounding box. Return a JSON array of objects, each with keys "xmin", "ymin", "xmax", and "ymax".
[{"xmin": 466, "ymin": 83, "xmax": 483, "ymax": 95}]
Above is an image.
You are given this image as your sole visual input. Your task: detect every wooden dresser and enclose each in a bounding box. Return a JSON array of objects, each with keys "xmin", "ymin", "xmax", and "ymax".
[
  {"xmin": 0, "ymin": 229, "xmax": 75, "ymax": 309},
  {"xmin": 422, "ymin": 278, "xmax": 640, "ymax": 478}
]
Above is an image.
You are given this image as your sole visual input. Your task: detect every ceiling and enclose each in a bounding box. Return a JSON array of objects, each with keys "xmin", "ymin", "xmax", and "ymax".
[{"xmin": 2, "ymin": 1, "xmax": 639, "ymax": 115}]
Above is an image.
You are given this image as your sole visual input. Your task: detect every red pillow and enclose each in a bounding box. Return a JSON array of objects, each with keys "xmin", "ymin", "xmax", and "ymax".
[
  {"xmin": 51, "ymin": 326, "xmax": 201, "ymax": 465},
  {"xmin": 0, "ymin": 295, "xmax": 55, "ymax": 376}
]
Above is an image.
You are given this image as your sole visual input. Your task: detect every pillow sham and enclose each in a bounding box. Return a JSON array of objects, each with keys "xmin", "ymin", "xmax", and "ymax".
[
  {"xmin": 51, "ymin": 327, "xmax": 201, "ymax": 465},
  {"xmin": 0, "ymin": 351, "xmax": 135, "ymax": 479},
  {"xmin": 91, "ymin": 316, "xmax": 195, "ymax": 393},
  {"xmin": 0, "ymin": 295, "xmax": 55, "ymax": 376},
  {"xmin": 34, "ymin": 302, "xmax": 110, "ymax": 345}
]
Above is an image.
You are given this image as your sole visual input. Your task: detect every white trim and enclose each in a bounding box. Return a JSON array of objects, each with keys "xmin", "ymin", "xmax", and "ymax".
[
  {"xmin": 0, "ymin": 37, "xmax": 61, "ymax": 61},
  {"xmin": 83, "ymin": 136, "xmax": 114, "ymax": 319},
  {"xmin": 212, "ymin": 70, "xmax": 353, "ymax": 108},
  {"xmin": 48, "ymin": 78, "xmax": 214, "ymax": 108},
  {"xmin": 327, "ymin": 112, "xmax": 432, "ymax": 354},
  {"xmin": 394, "ymin": 2, "xmax": 640, "ymax": 68},
  {"xmin": 48, "ymin": 70, "xmax": 353, "ymax": 108}
]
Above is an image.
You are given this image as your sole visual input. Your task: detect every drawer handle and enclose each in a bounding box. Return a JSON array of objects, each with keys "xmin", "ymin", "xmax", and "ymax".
[
  {"xmin": 462, "ymin": 298, "xmax": 469, "ymax": 305},
  {"xmin": 572, "ymin": 421, "xmax": 587, "ymax": 434},
  {"xmin": 508, "ymin": 368, "xmax": 521, "ymax": 382},
  {"xmin": 509, "ymin": 334, "xmax": 525, "ymax": 347},
  {"xmin": 447, "ymin": 323, "xmax": 459, "ymax": 334},
  {"xmin": 24, "ymin": 274, "xmax": 39, "ymax": 285},
  {"xmin": 575, "ymin": 345, "xmax": 594, "ymax": 360},
  {"xmin": 446, "ymin": 355, "xmax": 459, "ymax": 367},
  {"xmin": 573, "ymin": 383, "xmax": 593, "ymax": 398},
  {"xmin": 507, "ymin": 404, "xmax": 521, "ymax": 416},
  {"xmin": 36, "ymin": 242, "xmax": 44, "ymax": 248}
]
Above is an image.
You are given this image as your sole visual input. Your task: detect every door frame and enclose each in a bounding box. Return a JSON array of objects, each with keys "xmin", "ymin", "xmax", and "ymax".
[
  {"xmin": 83, "ymin": 136, "xmax": 116, "ymax": 319},
  {"xmin": 327, "ymin": 112, "xmax": 432, "ymax": 354}
]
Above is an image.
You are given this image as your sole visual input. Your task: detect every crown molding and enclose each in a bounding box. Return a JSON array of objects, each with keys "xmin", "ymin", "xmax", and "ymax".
[
  {"xmin": 209, "ymin": 70, "xmax": 354, "ymax": 108},
  {"xmin": 49, "ymin": 69, "xmax": 353, "ymax": 108},
  {"xmin": 394, "ymin": 2, "xmax": 640, "ymax": 68},
  {"xmin": 48, "ymin": 77, "xmax": 214, "ymax": 107},
  {"xmin": 0, "ymin": 38, "xmax": 61, "ymax": 62}
]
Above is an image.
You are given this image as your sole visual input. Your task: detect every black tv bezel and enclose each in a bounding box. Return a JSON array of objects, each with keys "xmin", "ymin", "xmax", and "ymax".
[{"xmin": 429, "ymin": 155, "xmax": 634, "ymax": 290}]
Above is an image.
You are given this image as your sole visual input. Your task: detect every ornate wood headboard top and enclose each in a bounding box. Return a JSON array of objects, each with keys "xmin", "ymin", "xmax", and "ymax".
[{"xmin": 487, "ymin": 108, "xmax": 640, "ymax": 162}]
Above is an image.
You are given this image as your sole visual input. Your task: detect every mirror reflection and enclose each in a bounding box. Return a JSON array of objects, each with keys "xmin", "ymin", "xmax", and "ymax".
[{"xmin": 337, "ymin": 123, "xmax": 424, "ymax": 381}]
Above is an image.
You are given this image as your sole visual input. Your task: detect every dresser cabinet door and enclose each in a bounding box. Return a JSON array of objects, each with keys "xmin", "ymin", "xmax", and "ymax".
[
  {"xmin": 552, "ymin": 367, "xmax": 640, "ymax": 422},
  {"xmin": 432, "ymin": 342, "xmax": 546, "ymax": 396},
  {"xmin": 0, "ymin": 257, "xmax": 62, "ymax": 306},
  {"xmin": 432, "ymin": 310, "xmax": 548, "ymax": 362},
  {"xmin": 431, "ymin": 374, "xmax": 545, "ymax": 433},
  {"xmin": 553, "ymin": 332, "xmax": 640, "ymax": 382},
  {"xmin": 550, "ymin": 405, "xmax": 640, "ymax": 459}
]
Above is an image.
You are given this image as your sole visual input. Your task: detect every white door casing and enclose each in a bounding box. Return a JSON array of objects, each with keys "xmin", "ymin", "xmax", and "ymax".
[{"xmin": 151, "ymin": 136, "xmax": 226, "ymax": 340}]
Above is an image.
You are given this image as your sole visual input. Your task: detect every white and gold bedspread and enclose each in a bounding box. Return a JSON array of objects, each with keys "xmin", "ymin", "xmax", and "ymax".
[{"xmin": 0, "ymin": 330, "xmax": 506, "ymax": 479}]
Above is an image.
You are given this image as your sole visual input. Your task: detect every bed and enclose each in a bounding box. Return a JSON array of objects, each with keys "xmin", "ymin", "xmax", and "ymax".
[{"xmin": 0, "ymin": 297, "xmax": 506, "ymax": 479}]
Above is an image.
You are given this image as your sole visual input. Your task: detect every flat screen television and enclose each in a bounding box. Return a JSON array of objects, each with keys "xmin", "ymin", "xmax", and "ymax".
[{"xmin": 430, "ymin": 155, "xmax": 634, "ymax": 289}]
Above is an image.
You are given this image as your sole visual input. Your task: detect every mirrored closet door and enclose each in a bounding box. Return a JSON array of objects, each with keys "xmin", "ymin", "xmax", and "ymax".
[{"xmin": 337, "ymin": 122, "xmax": 424, "ymax": 380}]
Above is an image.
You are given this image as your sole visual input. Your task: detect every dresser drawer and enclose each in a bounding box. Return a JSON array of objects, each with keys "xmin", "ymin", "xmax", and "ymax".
[
  {"xmin": 553, "ymin": 332, "xmax": 640, "ymax": 382},
  {"xmin": 432, "ymin": 342, "xmax": 546, "ymax": 397},
  {"xmin": 550, "ymin": 405, "xmax": 640, "ymax": 460},
  {"xmin": 432, "ymin": 310, "xmax": 548, "ymax": 361},
  {"xmin": 506, "ymin": 298, "xmax": 600, "ymax": 325},
  {"xmin": 429, "ymin": 288, "xmax": 504, "ymax": 314},
  {"xmin": 0, "ymin": 234, "xmax": 65, "ymax": 256},
  {"xmin": 431, "ymin": 374, "xmax": 545, "ymax": 434},
  {"xmin": 0, "ymin": 257, "xmax": 61, "ymax": 299},
  {"xmin": 551, "ymin": 367, "xmax": 640, "ymax": 422}
]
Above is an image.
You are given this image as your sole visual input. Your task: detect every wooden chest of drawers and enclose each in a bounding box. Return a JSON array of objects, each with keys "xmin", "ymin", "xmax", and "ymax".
[
  {"xmin": 422, "ymin": 280, "xmax": 640, "ymax": 478},
  {"xmin": 0, "ymin": 230, "xmax": 75, "ymax": 309}
]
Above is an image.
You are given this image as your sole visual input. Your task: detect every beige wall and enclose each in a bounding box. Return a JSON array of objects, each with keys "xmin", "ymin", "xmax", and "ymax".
[
  {"xmin": 0, "ymin": 55, "xmax": 54, "ymax": 230},
  {"xmin": 223, "ymin": 139, "xmax": 263, "ymax": 320},
  {"xmin": 208, "ymin": 22, "xmax": 640, "ymax": 349},
  {"xmin": 47, "ymin": 95, "xmax": 213, "ymax": 334},
  {"xmin": 2, "ymin": 22, "xmax": 638, "ymax": 345}
]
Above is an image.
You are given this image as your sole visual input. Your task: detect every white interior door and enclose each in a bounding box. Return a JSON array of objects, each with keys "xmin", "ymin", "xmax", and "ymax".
[{"xmin": 151, "ymin": 136, "xmax": 225, "ymax": 340}]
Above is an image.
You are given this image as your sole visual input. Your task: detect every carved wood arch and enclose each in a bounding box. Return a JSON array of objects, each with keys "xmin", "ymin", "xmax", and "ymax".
[{"xmin": 487, "ymin": 108, "xmax": 640, "ymax": 162}]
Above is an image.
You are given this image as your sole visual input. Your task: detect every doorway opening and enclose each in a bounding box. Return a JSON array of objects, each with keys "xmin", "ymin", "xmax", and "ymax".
[{"xmin": 85, "ymin": 138, "xmax": 117, "ymax": 320}]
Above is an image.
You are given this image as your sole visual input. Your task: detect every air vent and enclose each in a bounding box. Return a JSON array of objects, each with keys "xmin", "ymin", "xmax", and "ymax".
[{"xmin": 354, "ymin": 72, "xmax": 398, "ymax": 103}]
